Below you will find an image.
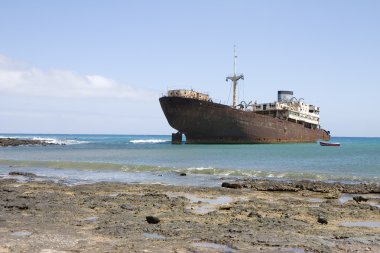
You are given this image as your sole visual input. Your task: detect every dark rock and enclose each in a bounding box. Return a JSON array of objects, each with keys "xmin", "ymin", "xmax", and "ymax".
[
  {"xmin": 317, "ymin": 215, "xmax": 328, "ymax": 224},
  {"xmin": 219, "ymin": 205, "xmax": 232, "ymax": 210},
  {"xmin": 228, "ymin": 228, "xmax": 242, "ymax": 233},
  {"xmin": 353, "ymin": 196, "xmax": 369, "ymax": 202},
  {"xmin": 2, "ymin": 188, "xmax": 14, "ymax": 192},
  {"xmin": 248, "ymin": 211, "xmax": 263, "ymax": 218},
  {"xmin": 146, "ymin": 216, "xmax": 160, "ymax": 224},
  {"xmin": 9, "ymin": 172, "xmax": 37, "ymax": 177},
  {"xmin": 179, "ymin": 173, "xmax": 187, "ymax": 176},
  {"xmin": 5, "ymin": 203, "xmax": 29, "ymax": 210},
  {"xmin": 221, "ymin": 182, "xmax": 242, "ymax": 189}
]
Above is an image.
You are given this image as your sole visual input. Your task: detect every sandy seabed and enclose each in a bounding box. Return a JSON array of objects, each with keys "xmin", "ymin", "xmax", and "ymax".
[{"xmin": 0, "ymin": 176, "xmax": 379, "ymax": 253}]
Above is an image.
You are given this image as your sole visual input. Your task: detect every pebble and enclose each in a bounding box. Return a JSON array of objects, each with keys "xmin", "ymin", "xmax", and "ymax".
[
  {"xmin": 146, "ymin": 216, "xmax": 160, "ymax": 224},
  {"xmin": 317, "ymin": 215, "xmax": 328, "ymax": 224}
]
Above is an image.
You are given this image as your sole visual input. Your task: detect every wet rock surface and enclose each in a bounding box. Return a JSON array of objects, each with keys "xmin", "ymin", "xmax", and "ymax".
[
  {"xmin": 0, "ymin": 138, "xmax": 52, "ymax": 147},
  {"xmin": 0, "ymin": 179, "xmax": 379, "ymax": 252}
]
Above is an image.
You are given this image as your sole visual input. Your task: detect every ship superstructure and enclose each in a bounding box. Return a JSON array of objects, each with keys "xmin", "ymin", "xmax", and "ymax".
[{"xmin": 247, "ymin": 90, "xmax": 321, "ymax": 130}]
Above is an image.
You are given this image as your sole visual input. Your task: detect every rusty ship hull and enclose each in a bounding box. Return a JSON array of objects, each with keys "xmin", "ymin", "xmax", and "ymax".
[{"xmin": 159, "ymin": 96, "xmax": 331, "ymax": 144}]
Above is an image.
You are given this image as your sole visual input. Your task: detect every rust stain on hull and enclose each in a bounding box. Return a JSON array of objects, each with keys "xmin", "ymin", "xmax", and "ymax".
[{"xmin": 159, "ymin": 96, "xmax": 330, "ymax": 144}]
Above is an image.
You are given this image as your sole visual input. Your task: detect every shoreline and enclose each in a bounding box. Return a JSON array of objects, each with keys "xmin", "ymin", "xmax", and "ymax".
[
  {"xmin": 1, "ymin": 159, "xmax": 379, "ymax": 186},
  {"xmin": 4, "ymin": 170, "xmax": 380, "ymax": 192},
  {"xmin": 1, "ymin": 175, "xmax": 379, "ymax": 252}
]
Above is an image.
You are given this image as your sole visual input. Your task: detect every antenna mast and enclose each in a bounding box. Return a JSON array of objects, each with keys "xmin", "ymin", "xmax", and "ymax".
[{"xmin": 226, "ymin": 45, "xmax": 244, "ymax": 109}]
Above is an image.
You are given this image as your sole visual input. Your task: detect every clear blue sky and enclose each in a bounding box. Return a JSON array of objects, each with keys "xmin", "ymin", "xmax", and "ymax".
[{"xmin": 0, "ymin": 0, "xmax": 379, "ymax": 136}]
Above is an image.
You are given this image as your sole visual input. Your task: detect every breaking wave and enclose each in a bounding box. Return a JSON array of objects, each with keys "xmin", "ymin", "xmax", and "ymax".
[
  {"xmin": 31, "ymin": 137, "xmax": 89, "ymax": 145},
  {"xmin": 130, "ymin": 139, "xmax": 169, "ymax": 144}
]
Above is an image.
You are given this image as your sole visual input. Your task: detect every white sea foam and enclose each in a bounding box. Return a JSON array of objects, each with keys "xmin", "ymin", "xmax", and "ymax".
[
  {"xmin": 31, "ymin": 137, "xmax": 89, "ymax": 145},
  {"xmin": 187, "ymin": 167, "xmax": 214, "ymax": 171},
  {"xmin": 130, "ymin": 139, "xmax": 169, "ymax": 144},
  {"xmin": 185, "ymin": 167, "xmax": 229, "ymax": 175},
  {"xmin": 0, "ymin": 135, "xmax": 24, "ymax": 139}
]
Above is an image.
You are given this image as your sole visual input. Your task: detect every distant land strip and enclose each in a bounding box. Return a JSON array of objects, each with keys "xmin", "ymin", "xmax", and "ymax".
[{"xmin": 0, "ymin": 138, "xmax": 53, "ymax": 147}]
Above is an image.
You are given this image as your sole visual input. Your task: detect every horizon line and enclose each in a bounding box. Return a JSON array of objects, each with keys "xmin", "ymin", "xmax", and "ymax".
[{"xmin": 0, "ymin": 133, "xmax": 379, "ymax": 138}]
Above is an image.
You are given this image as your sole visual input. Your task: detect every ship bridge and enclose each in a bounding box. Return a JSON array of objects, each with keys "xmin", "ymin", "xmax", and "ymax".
[{"xmin": 250, "ymin": 91, "xmax": 321, "ymax": 129}]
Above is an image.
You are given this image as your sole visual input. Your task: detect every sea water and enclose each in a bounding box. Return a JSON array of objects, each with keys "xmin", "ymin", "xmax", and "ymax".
[{"xmin": 0, "ymin": 134, "xmax": 379, "ymax": 186}]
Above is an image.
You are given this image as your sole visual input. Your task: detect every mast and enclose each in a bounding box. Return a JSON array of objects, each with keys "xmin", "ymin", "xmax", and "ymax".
[{"xmin": 226, "ymin": 45, "xmax": 244, "ymax": 109}]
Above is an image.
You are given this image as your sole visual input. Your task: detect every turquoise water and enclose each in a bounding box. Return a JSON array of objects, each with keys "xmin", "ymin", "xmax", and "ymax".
[{"xmin": 0, "ymin": 134, "xmax": 379, "ymax": 186}]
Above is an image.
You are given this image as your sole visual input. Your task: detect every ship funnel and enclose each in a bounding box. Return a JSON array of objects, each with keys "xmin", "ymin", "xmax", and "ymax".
[{"xmin": 278, "ymin": 91, "xmax": 293, "ymax": 102}]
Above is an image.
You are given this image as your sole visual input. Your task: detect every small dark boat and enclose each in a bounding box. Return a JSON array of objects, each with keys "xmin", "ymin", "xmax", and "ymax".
[{"xmin": 320, "ymin": 141, "xmax": 340, "ymax": 147}]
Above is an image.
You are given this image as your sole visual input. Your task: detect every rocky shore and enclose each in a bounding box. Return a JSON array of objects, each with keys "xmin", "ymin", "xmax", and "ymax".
[
  {"xmin": 0, "ymin": 138, "xmax": 51, "ymax": 147},
  {"xmin": 221, "ymin": 179, "xmax": 380, "ymax": 194},
  {"xmin": 0, "ymin": 175, "xmax": 379, "ymax": 253}
]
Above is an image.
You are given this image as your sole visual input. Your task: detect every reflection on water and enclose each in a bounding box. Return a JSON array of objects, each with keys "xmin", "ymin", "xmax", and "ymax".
[
  {"xmin": 11, "ymin": 231, "xmax": 32, "ymax": 237},
  {"xmin": 308, "ymin": 198, "xmax": 323, "ymax": 203},
  {"xmin": 167, "ymin": 192, "xmax": 234, "ymax": 214},
  {"xmin": 339, "ymin": 194, "xmax": 354, "ymax": 204},
  {"xmin": 83, "ymin": 216, "xmax": 98, "ymax": 222},
  {"xmin": 341, "ymin": 221, "xmax": 380, "ymax": 228},
  {"xmin": 339, "ymin": 194, "xmax": 380, "ymax": 204},
  {"xmin": 192, "ymin": 242, "xmax": 234, "ymax": 253},
  {"xmin": 167, "ymin": 193, "xmax": 233, "ymax": 205},
  {"xmin": 143, "ymin": 233, "xmax": 165, "ymax": 239}
]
